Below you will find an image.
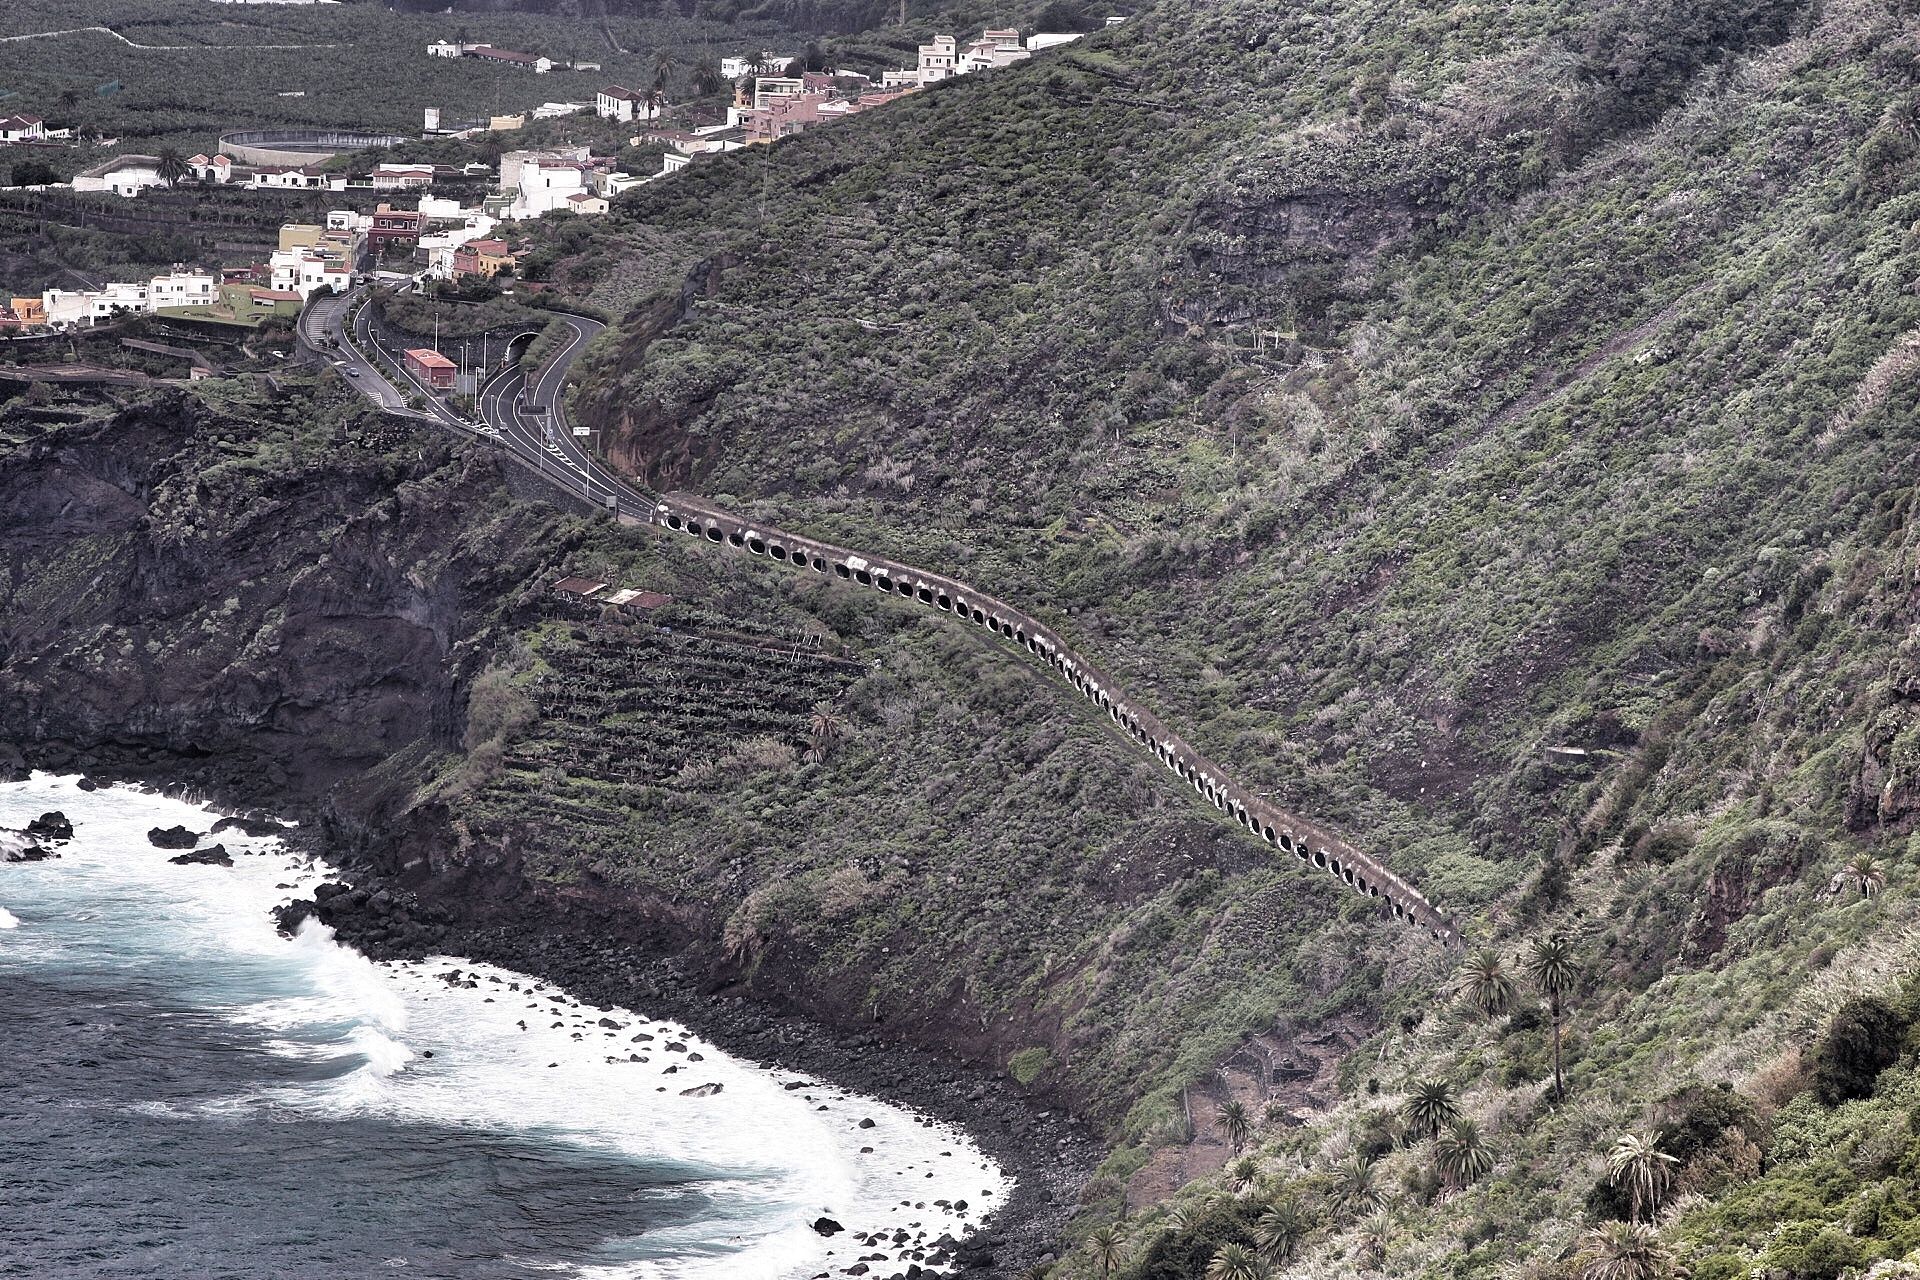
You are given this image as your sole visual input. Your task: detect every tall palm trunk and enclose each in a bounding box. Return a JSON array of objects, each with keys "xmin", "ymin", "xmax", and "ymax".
[{"xmin": 1549, "ymin": 995, "xmax": 1564, "ymax": 1100}]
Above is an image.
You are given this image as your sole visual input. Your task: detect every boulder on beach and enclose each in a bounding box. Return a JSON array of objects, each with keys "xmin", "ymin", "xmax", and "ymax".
[
  {"xmin": 25, "ymin": 812, "xmax": 73, "ymax": 842},
  {"xmin": 811, "ymin": 1217, "xmax": 844, "ymax": 1237},
  {"xmin": 210, "ymin": 814, "xmax": 285, "ymax": 838},
  {"xmin": 147, "ymin": 826, "xmax": 199, "ymax": 850},
  {"xmin": 168, "ymin": 844, "xmax": 233, "ymax": 868}
]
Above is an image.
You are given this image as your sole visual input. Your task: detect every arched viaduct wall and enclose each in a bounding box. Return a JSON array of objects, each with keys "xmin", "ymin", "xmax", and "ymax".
[{"xmin": 650, "ymin": 492, "xmax": 1458, "ymax": 945}]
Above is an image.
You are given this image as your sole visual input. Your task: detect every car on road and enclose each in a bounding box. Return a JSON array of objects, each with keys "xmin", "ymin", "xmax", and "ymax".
[{"xmin": 345, "ymin": 367, "xmax": 361, "ymax": 378}]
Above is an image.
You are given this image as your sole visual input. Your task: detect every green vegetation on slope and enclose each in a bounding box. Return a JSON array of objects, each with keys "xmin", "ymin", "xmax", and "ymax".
[{"xmin": 490, "ymin": 0, "xmax": 1920, "ymax": 1270}]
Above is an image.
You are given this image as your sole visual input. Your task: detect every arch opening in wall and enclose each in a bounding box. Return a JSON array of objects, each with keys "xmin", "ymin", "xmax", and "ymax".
[
  {"xmin": 1312, "ymin": 850, "xmax": 1327, "ymax": 869},
  {"xmin": 811, "ymin": 556, "xmax": 827, "ymax": 572},
  {"xmin": 728, "ymin": 533, "xmax": 744, "ymax": 547},
  {"xmin": 769, "ymin": 545, "xmax": 788, "ymax": 561},
  {"xmin": 834, "ymin": 563, "xmax": 851, "ymax": 579},
  {"xmin": 1014, "ymin": 629, "xmax": 1027, "ymax": 645},
  {"xmin": 666, "ymin": 514, "xmax": 683, "ymax": 530},
  {"xmin": 971, "ymin": 607, "xmax": 986, "ymax": 623},
  {"xmin": 896, "ymin": 580, "xmax": 913, "ymax": 597},
  {"xmin": 874, "ymin": 574, "xmax": 891, "ymax": 591},
  {"xmin": 936, "ymin": 593, "xmax": 952, "ymax": 611},
  {"xmin": 684, "ymin": 522, "xmax": 701, "ymax": 538},
  {"xmin": 748, "ymin": 537, "xmax": 766, "ymax": 554},
  {"xmin": 916, "ymin": 587, "xmax": 934, "ymax": 603},
  {"xmin": 855, "ymin": 569, "xmax": 872, "ymax": 586},
  {"xmin": 1263, "ymin": 825, "xmax": 1276, "ymax": 844},
  {"xmin": 1391, "ymin": 902, "xmax": 1405, "ymax": 919},
  {"xmin": 706, "ymin": 526, "xmax": 723, "ymax": 542}
]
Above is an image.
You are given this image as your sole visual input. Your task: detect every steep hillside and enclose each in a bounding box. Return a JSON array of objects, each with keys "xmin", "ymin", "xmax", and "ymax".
[{"xmin": 532, "ymin": 0, "xmax": 1920, "ymax": 1270}]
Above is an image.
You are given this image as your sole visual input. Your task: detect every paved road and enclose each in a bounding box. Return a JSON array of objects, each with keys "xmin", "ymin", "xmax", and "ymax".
[{"xmin": 312, "ymin": 292, "xmax": 650, "ymax": 515}]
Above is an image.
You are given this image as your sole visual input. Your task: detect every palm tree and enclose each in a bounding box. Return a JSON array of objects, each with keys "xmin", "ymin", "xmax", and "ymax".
[
  {"xmin": 652, "ymin": 49, "xmax": 676, "ymax": 95},
  {"xmin": 1230, "ymin": 1155, "xmax": 1271, "ymax": 1199},
  {"xmin": 1330, "ymin": 1152, "xmax": 1385, "ymax": 1218},
  {"xmin": 1835, "ymin": 854, "xmax": 1887, "ymax": 899},
  {"xmin": 1524, "ymin": 933, "xmax": 1582, "ymax": 1100},
  {"xmin": 57, "ymin": 88, "xmax": 79, "ymax": 120},
  {"xmin": 1252, "ymin": 1197, "xmax": 1308, "ymax": 1266},
  {"xmin": 1606, "ymin": 1131, "xmax": 1678, "ymax": 1224},
  {"xmin": 809, "ymin": 702, "xmax": 843, "ymax": 743},
  {"xmin": 1454, "ymin": 947, "xmax": 1517, "ymax": 1020},
  {"xmin": 1401, "ymin": 1078, "xmax": 1461, "ymax": 1140},
  {"xmin": 692, "ymin": 57, "xmax": 724, "ymax": 96},
  {"xmin": 155, "ymin": 147, "xmax": 189, "ymax": 188},
  {"xmin": 1434, "ymin": 1118, "xmax": 1494, "ymax": 1187},
  {"xmin": 1086, "ymin": 1223, "xmax": 1125, "ymax": 1277},
  {"xmin": 1217, "ymin": 1099, "xmax": 1252, "ymax": 1153},
  {"xmin": 1206, "ymin": 1241, "xmax": 1269, "ymax": 1280},
  {"xmin": 1356, "ymin": 1210, "xmax": 1395, "ymax": 1269},
  {"xmin": 1579, "ymin": 1222, "xmax": 1684, "ymax": 1280}
]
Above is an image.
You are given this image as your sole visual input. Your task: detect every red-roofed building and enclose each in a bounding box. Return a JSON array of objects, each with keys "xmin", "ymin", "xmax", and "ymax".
[
  {"xmin": 452, "ymin": 238, "xmax": 514, "ymax": 279},
  {"xmin": 368, "ymin": 202, "xmax": 424, "ymax": 248},
  {"xmin": 404, "ymin": 347, "xmax": 457, "ymax": 390}
]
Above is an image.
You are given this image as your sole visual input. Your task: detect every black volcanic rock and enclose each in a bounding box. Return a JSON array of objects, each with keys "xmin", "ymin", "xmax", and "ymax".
[
  {"xmin": 211, "ymin": 814, "xmax": 286, "ymax": 838},
  {"xmin": 25, "ymin": 812, "xmax": 72, "ymax": 841},
  {"xmin": 168, "ymin": 844, "xmax": 233, "ymax": 867},
  {"xmin": 147, "ymin": 825, "xmax": 200, "ymax": 849},
  {"xmin": 811, "ymin": 1217, "xmax": 844, "ymax": 1237}
]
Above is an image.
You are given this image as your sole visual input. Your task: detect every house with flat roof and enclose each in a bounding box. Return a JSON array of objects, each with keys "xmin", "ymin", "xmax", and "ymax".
[{"xmin": 72, "ymin": 154, "xmax": 167, "ymax": 197}]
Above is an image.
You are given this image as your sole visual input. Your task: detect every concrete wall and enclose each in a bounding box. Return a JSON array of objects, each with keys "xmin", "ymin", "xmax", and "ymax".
[
  {"xmin": 650, "ymin": 492, "xmax": 1458, "ymax": 945},
  {"xmin": 219, "ymin": 129, "xmax": 410, "ymax": 167}
]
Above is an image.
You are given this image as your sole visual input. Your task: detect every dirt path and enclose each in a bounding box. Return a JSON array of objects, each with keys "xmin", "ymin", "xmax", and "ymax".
[{"xmin": 0, "ymin": 25, "xmax": 339, "ymax": 50}]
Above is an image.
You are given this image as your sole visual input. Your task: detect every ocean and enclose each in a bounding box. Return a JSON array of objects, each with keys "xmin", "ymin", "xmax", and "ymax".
[{"xmin": 0, "ymin": 775, "xmax": 1003, "ymax": 1279}]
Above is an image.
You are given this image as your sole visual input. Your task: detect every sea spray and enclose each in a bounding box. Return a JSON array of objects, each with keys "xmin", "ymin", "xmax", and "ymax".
[{"xmin": 0, "ymin": 774, "xmax": 1007, "ymax": 1278}]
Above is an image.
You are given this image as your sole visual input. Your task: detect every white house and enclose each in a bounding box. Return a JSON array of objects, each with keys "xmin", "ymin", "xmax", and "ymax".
[
  {"xmin": 248, "ymin": 163, "xmax": 329, "ymax": 190},
  {"xmin": 269, "ymin": 248, "xmax": 350, "ymax": 299},
  {"xmin": 427, "ymin": 39, "xmax": 463, "ymax": 57},
  {"xmin": 499, "ymin": 147, "xmax": 594, "ymax": 220},
  {"xmin": 721, "ymin": 52, "xmax": 795, "ymax": 78},
  {"xmin": 72, "ymin": 155, "xmax": 168, "ymax": 197},
  {"xmin": 594, "ymin": 170, "xmax": 649, "ymax": 198},
  {"xmin": 371, "ymin": 163, "xmax": 435, "ymax": 190},
  {"xmin": 148, "ymin": 269, "xmax": 216, "ymax": 311},
  {"xmin": 916, "ymin": 35, "xmax": 958, "ymax": 84},
  {"xmin": 186, "ymin": 153, "xmax": 235, "ymax": 184},
  {"xmin": 1025, "ymin": 32, "xmax": 1084, "ymax": 51},
  {"xmin": 594, "ymin": 86, "xmax": 660, "ymax": 124},
  {"xmin": 532, "ymin": 101, "xmax": 587, "ymax": 120},
  {"xmin": 957, "ymin": 29, "xmax": 1029, "ymax": 73},
  {"xmin": 0, "ymin": 115, "xmax": 47, "ymax": 143}
]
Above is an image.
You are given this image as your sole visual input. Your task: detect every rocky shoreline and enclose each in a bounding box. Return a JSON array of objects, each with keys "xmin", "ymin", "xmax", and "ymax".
[
  {"xmin": 5, "ymin": 752, "xmax": 1099, "ymax": 1278},
  {"xmin": 292, "ymin": 870, "xmax": 1101, "ymax": 1278}
]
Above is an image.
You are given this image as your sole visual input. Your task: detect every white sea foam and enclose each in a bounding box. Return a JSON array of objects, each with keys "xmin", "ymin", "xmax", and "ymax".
[
  {"xmin": 0, "ymin": 773, "xmax": 1009, "ymax": 1278},
  {"xmin": 0, "ymin": 905, "xmax": 18, "ymax": 929}
]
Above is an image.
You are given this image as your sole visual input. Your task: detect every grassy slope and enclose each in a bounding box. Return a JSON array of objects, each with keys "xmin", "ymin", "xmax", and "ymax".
[{"xmin": 513, "ymin": 0, "xmax": 1920, "ymax": 1270}]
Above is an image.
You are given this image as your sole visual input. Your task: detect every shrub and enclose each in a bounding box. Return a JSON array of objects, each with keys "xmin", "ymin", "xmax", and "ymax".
[
  {"xmin": 1811, "ymin": 995, "xmax": 1909, "ymax": 1106},
  {"xmin": 1764, "ymin": 1222, "xmax": 1861, "ymax": 1280},
  {"xmin": 1009, "ymin": 1046, "xmax": 1053, "ymax": 1086}
]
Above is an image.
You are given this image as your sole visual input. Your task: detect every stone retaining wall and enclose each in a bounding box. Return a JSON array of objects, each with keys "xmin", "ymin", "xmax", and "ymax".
[{"xmin": 650, "ymin": 491, "xmax": 1458, "ymax": 944}]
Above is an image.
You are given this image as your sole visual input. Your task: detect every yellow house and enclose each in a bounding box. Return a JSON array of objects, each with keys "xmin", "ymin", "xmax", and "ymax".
[
  {"xmin": 278, "ymin": 224, "xmax": 325, "ymax": 252},
  {"xmin": 11, "ymin": 297, "xmax": 46, "ymax": 326}
]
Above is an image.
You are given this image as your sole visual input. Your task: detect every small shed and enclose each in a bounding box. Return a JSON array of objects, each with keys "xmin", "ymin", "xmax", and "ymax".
[{"xmin": 552, "ymin": 576, "xmax": 608, "ymax": 597}]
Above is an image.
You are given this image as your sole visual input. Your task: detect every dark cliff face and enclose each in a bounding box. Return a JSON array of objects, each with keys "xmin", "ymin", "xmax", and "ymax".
[{"xmin": 0, "ymin": 393, "xmax": 539, "ymax": 803}]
